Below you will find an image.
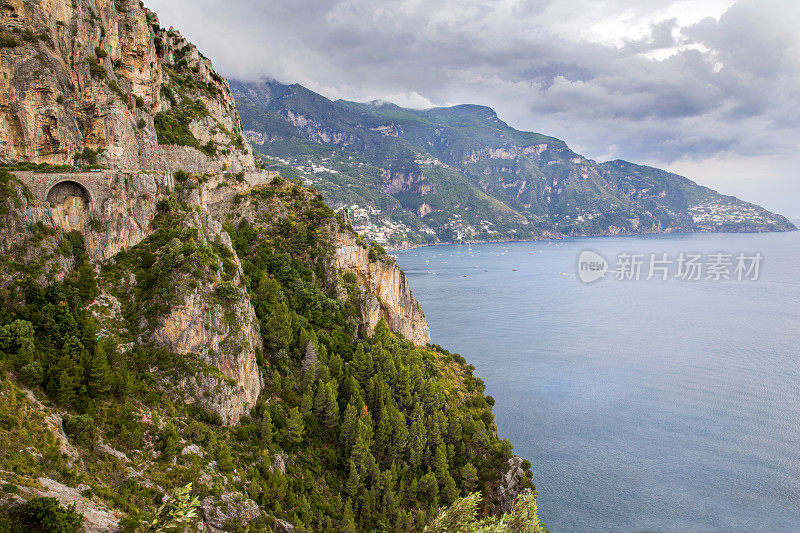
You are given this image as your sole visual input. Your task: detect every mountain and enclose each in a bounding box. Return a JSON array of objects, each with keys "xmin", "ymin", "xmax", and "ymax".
[
  {"xmin": 231, "ymin": 79, "xmax": 796, "ymax": 248},
  {"xmin": 0, "ymin": 1, "xmax": 543, "ymax": 532},
  {"xmin": 0, "ymin": 0, "xmax": 254, "ymax": 173}
]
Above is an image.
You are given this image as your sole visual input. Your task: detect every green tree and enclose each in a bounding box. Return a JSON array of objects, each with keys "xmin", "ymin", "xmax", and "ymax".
[
  {"xmin": 345, "ymin": 460, "xmax": 360, "ymax": 498},
  {"xmin": 87, "ymin": 341, "xmax": 114, "ymax": 397},
  {"xmin": 341, "ymin": 500, "xmax": 356, "ymax": 533},
  {"xmin": 259, "ymin": 276, "xmax": 293, "ymax": 353},
  {"xmin": 340, "ymin": 403, "xmax": 359, "ymax": 450},
  {"xmin": 56, "ymin": 368, "xmax": 79, "ymax": 406},
  {"xmin": 217, "ymin": 443, "xmax": 234, "ymax": 472},
  {"xmin": 418, "ymin": 471, "xmax": 438, "ymax": 503},
  {"xmin": 314, "ymin": 380, "xmax": 339, "ymax": 433},
  {"xmin": 260, "ymin": 410, "xmax": 273, "ymax": 445},
  {"xmin": 461, "ymin": 463, "xmax": 478, "ymax": 493},
  {"xmin": 160, "ymin": 422, "xmax": 180, "ymax": 459},
  {"xmin": 23, "ymin": 497, "xmax": 84, "ymax": 533},
  {"xmin": 284, "ymin": 407, "xmax": 304, "ymax": 445}
]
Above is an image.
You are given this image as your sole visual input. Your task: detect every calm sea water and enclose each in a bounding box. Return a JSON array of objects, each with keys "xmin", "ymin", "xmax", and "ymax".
[{"xmin": 395, "ymin": 231, "xmax": 800, "ymax": 533}]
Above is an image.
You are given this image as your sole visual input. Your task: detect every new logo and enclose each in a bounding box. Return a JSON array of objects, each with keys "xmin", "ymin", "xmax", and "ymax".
[{"xmin": 577, "ymin": 250, "xmax": 608, "ymax": 283}]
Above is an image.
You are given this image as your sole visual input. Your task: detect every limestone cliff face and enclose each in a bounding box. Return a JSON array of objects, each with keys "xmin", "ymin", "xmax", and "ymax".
[
  {"xmin": 152, "ymin": 212, "xmax": 263, "ymax": 425},
  {"xmin": 332, "ymin": 230, "xmax": 430, "ymax": 346},
  {"xmin": 0, "ymin": 0, "xmax": 254, "ymax": 172}
]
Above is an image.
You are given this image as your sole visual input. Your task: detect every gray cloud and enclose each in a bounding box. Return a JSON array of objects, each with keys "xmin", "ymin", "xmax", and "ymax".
[{"xmin": 144, "ymin": 0, "xmax": 800, "ymax": 215}]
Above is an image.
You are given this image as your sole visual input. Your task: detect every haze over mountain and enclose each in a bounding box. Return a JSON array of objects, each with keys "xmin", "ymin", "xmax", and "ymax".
[{"xmin": 232, "ymin": 79, "xmax": 794, "ymax": 248}]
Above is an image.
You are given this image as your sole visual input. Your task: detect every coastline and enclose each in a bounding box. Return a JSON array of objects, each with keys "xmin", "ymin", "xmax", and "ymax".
[{"xmin": 385, "ymin": 225, "xmax": 798, "ymax": 253}]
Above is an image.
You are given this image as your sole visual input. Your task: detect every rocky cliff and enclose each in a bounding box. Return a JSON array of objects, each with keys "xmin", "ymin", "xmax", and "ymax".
[
  {"xmin": 0, "ymin": 2, "xmax": 530, "ymax": 531},
  {"xmin": 0, "ymin": 0, "xmax": 254, "ymax": 172},
  {"xmin": 332, "ymin": 231, "xmax": 430, "ymax": 346}
]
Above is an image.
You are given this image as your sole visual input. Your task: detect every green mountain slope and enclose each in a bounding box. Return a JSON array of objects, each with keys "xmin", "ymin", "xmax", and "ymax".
[
  {"xmin": 232, "ymin": 79, "xmax": 795, "ymax": 247},
  {"xmin": 0, "ymin": 168, "xmax": 534, "ymax": 531},
  {"xmin": 0, "ymin": 0, "xmax": 538, "ymax": 530}
]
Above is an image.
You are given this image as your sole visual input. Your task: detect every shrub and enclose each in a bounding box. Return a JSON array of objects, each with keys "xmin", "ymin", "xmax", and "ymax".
[
  {"xmin": 216, "ymin": 281, "xmax": 238, "ymax": 302},
  {"xmin": 94, "ymin": 46, "xmax": 107, "ymax": 58},
  {"xmin": 20, "ymin": 361, "xmax": 44, "ymax": 386},
  {"xmin": 73, "ymin": 147, "xmax": 103, "ymax": 166},
  {"xmin": 63, "ymin": 413, "xmax": 98, "ymax": 448},
  {"xmin": 23, "ymin": 497, "xmax": 85, "ymax": 533},
  {"xmin": 86, "ymin": 56, "xmax": 107, "ymax": 79}
]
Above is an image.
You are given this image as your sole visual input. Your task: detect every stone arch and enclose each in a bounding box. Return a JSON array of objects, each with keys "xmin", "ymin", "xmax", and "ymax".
[
  {"xmin": 46, "ymin": 180, "xmax": 92, "ymax": 232},
  {"xmin": 46, "ymin": 180, "xmax": 92, "ymax": 207}
]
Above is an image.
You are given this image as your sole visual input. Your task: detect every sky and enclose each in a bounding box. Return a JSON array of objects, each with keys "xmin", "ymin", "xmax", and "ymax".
[{"xmin": 144, "ymin": 0, "xmax": 800, "ymax": 217}]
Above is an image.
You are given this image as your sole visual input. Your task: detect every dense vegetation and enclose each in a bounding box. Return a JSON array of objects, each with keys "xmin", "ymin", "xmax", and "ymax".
[{"xmin": 0, "ymin": 176, "xmax": 534, "ymax": 531}]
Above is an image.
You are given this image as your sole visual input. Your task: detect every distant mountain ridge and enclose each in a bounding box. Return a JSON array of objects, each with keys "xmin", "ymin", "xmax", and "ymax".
[{"xmin": 232, "ymin": 78, "xmax": 795, "ymax": 247}]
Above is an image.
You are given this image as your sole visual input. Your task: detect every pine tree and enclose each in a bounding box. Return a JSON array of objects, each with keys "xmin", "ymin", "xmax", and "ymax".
[
  {"xmin": 340, "ymin": 403, "xmax": 359, "ymax": 450},
  {"xmin": 345, "ymin": 460, "xmax": 360, "ymax": 498},
  {"xmin": 391, "ymin": 409, "xmax": 409, "ymax": 462},
  {"xmin": 434, "ymin": 443, "xmax": 449, "ymax": 484},
  {"xmin": 88, "ymin": 342, "xmax": 114, "ymax": 397},
  {"xmin": 461, "ymin": 462, "xmax": 478, "ymax": 493},
  {"xmin": 56, "ymin": 368, "xmax": 78, "ymax": 406},
  {"xmin": 260, "ymin": 410, "xmax": 273, "ymax": 445},
  {"xmin": 418, "ymin": 470, "xmax": 438, "ymax": 503},
  {"xmin": 375, "ymin": 404, "xmax": 392, "ymax": 461},
  {"xmin": 409, "ymin": 403, "xmax": 426, "ymax": 469},
  {"xmin": 314, "ymin": 380, "xmax": 339, "ymax": 433},
  {"xmin": 441, "ymin": 472, "xmax": 459, "ymax": 503},
  {"xmin": 341, "ymin": 500, "xmax": 356, "ymax": 533},
  {"xmin": 301, "ymin": 389, "xmax": 314, "ymax": 419},
  {"xmin": 328, "ymin": 352, "xmax": 343, "ymax": 382},
  {"xmin": 350, "ymin": 419, "xmax": 373, "ymax": 472},
  {"xmin": 284, "ymin": 407, "xmax": 304, "ymax": 446},
  {"xmin": 352, "ymin": 344, "xmax": 373, "ymax": 382},
  {"xmin": 260, "ymin": 277, "xmax": 293, "ymax": 353}
]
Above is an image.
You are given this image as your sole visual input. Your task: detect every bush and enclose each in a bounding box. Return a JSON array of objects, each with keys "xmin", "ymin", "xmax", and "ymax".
[
  {"xmin": 86, "ymin": 56, "xmax": 107, "ymax": 79},
  {"xmin": 23, "ymin": 497, "xmax": 85, "ymax": 533},
  {"xmin": 20, "ymin": 361, "xmax": 44, "ymax": 386},
  {"xmin": 63, "ymin": 414, "xmax": 98, "ymax": 448},
  {"xmin": 216, "ymin": 281, "xmax": 238, "ymax": 302}
]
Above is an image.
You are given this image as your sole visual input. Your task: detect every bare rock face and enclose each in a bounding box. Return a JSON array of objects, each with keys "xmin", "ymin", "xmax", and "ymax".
[
  {"xmin": 497, "ymin": 455, "xmax": 534, "ymax": 514},
  {"xmin": 0, "ymin": 0, "xmax": 254, "ymax": 172},
  {"xmin": 332, "ymin": 230, "xmax": 430, "ymax": 346},
  {"xmin": 153, "ymin": 213, "xmax": 263, "ymax": 425}
]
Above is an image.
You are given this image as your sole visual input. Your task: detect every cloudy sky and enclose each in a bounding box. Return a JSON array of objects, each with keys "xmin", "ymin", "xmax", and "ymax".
[{"xmin": 145, "ymin": 0, "xmax": 800, "ymax": 217}]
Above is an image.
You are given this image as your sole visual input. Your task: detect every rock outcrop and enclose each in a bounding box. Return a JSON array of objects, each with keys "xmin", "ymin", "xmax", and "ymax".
[
  {"xmin": 200, "ymin": 493, "xmax": 260, "ymax": 532},
  {"xmin": 497, "ymin": 455, "xmax": 534, "ymax": 514},
  {"xmin": 0, "ymin": 0, "xmax": 254, "ymax": 172},
  {"xmin": 332, "ymin": 230, "xmax": 430, "ymax": 346},
  {"xmin": 3, "ymin": 477, "xmax": 121, "ymax": 532},
  {"xmin": 153, "ymin": 212, "xmax": 263, "ymax": 425}
]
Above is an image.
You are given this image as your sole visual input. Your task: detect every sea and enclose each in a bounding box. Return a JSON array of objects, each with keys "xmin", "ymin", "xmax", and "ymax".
[{"xmin": 394, "ymin": 230, "xmax": 800, "ymax": 532}]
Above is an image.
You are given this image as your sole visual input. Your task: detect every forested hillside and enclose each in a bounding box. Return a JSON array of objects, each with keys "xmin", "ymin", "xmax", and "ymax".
[{"xmin": 232, "ymin": 79, "xmax": 795, "ymax": 248}]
